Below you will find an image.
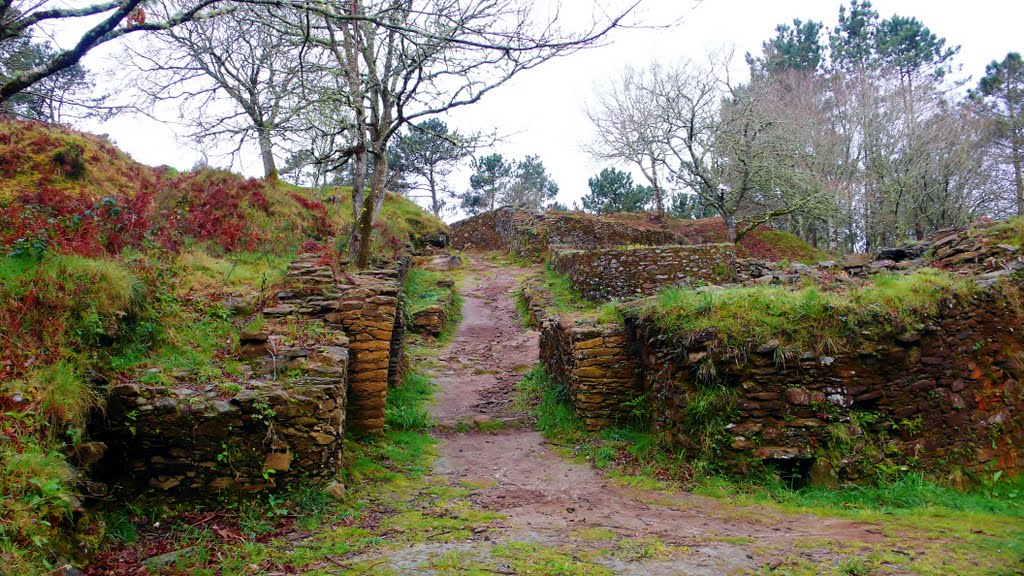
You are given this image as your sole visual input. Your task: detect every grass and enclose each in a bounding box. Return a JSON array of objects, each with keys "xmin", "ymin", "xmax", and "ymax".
[
  {"xmin": 403, "ymin": 268, "xmax": 451, "ymax": 313},
  {"xmin": 696, "ymin": 473, "xmax": 1024, "ymax": 575},
  {"xmin": 516, "ymin": 265, "xmax": 600, "ymax": 326},
  {"xmin": 0, "ymin": 254, "xmax": 151, "ymax": 572},
  {"xmin": 385, "ymin": 372, "xmax": 436, "ymax": 432},
  {"xmin": 633, "ymin": 268, "xmax": 977, "ymax": 363},
  {"xmin": 173, "ymin": 249, "xmax": 291, "ymax": 299},
  {"xmin": 542, "ymin": 265, "xmax": 596, "ymax": 314},
  {"xmin": 969, "ymin": 216, "xmax": 1024, "ymax": 249},
  {"xmin": 515, "ymin": 366, "xmax": 689, "ymax": 488},
  {"xmin": 403, "ymin": 267, "xmax": 463, "ymax": 344},
  {"xmin": 491, "ymin": 541, "xmax": 612, "ymax": 576}
]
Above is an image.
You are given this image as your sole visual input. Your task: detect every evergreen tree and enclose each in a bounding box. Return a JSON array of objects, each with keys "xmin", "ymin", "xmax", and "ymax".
[
  {"xmin": 464, "ymin": 153, "xmax": 512, "ymax": 213},
  {"xmin": 503, "ymin": 155, "xmax": 559, "ymax": 209},
  {"xmin": 580, "ymin": 167, "xmax": 653, "ymax": 214},
  {"xmin": 669, "ymin": 191, "xmax": 715, "ymax": 220},
  {"xmin": 976, "ymin": 53, "xmax": 1024, "ymax": 215},
  {"xmin": 829, "ymin": 0, "xmax": 879, "ymax": 72},
  {"xmin": 747, "ymin": 19, "xmax": 824, "ymax": 77},
  {"xmin": 389, "ymin": 119, "xmax": 472, "ymax": 217},
  {"xmin": 0, "ymin": 38, "xmax": 101, "ymax": 123},
  {"xmin": 875, "ymin": 15, "xmax": 958, "ymax": 91}
]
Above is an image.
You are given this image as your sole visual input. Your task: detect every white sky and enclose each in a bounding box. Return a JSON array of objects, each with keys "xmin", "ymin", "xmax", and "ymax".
[{"xmin": 81, "ymin": 0, "xmax": 1023, "ymax": 221}]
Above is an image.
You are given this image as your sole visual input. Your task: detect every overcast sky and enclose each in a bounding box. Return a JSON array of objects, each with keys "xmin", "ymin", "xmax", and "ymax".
[{"xmin": 83, "ymin": 0, "xmax": 1023, "ymax": 221}]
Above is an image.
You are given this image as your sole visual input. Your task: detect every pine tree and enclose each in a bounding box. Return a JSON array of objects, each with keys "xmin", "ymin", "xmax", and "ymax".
[
  {"xmin": 580, "ymin": 167, "xmax": 653, "ymax": 214},
  {"xmin": 977, "ymin": 53, "xmax": 1024, "ymax": 214}
]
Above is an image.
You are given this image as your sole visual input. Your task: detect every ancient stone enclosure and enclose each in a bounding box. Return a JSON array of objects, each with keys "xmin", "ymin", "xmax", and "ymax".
[
  {"xmin": 628, "ymin": 286, "xmax": 1024, "ymax": 484},
  {"xmin": 95, "ymin": 253, "xmax": 409, "ymax": 499},
  {"xmin": 457, "ymin": 208, "xmax": 1024, "ymax": 485},
  {"xmin": 550, "ymin": 244, "xmax": 737, "ymax": 301}
]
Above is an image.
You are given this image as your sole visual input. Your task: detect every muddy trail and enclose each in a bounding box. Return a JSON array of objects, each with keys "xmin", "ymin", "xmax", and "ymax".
[{"xmin": 347, "ymin": 256, "xmax": 934, "ymax": 575}]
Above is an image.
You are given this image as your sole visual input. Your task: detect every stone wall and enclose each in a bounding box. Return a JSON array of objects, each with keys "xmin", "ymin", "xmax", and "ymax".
[
  {"xmin": 100, "ymin": 349, "xmax": 348, "ymax": 498},
  {"xmin": 261, "ymin": 257, "xmax": 402, "ymax": 435},
  {"xmin": 410, "ymin": 293, "xmax": 452, "ymax": 337},
  {"xmin": 627, "ymin": 285, "xmax": 1024, "ymax": 484},
  {"xmin": 94, "ymin": 252, "xmax": 412, "ymax": 499},
  {"xmin": 94, "ymin": 254, "xmax": 361, "ymax": 498},
  {"xmin": 540, "ymin": 318, "xmax": 643, "ymax": 431},
  {"xmin": 519, "ymin": 273, "xmax": 558, "ymax": 329},
  {"xmin": 550, "ymin": 244, "xmax": 737, "ymax": 301},
  {"xmin": 450, "ymin": 211, "xmax": 502, "ymax": 251},
  {"xmin": 451, "ymin": 208, "xmax": 680, "ymax": 259}
]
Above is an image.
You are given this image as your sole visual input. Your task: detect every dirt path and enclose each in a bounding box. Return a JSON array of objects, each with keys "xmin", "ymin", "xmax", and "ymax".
[{"xmin": 397, "ymin": 256, "xmax": 895, "ymax": 575}]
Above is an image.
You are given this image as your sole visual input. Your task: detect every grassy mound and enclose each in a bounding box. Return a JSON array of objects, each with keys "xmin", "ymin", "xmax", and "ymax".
[
  {"xmin": 628, "ymin": 268, "xmax": 976, "ymax": 365},
  {"xmin": 0, "ymin": 119, "xmax": 447, "ymax": 573}
]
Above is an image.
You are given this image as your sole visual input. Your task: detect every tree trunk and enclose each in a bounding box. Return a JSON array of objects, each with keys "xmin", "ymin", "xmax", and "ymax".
[
  {"xmin": 355, "ymin": 151, "xmax": 389, "ymax": 269},
  {"xmin": 257, "ymin": 125, "xmax": 277, "ymax": 180},
  {"xmin": 348, "ymin": 148, "xmax": 368, "ymax": 260},
  {"xmin": 1014, "ymin": 139, "xmax": 1024, "ymax": 216},
  {"xmin": 428, "ymin": 167, "xmax": 440, "ymax": 217},
  {"xmin": 724, "ymin": 212, "xmax": 737, "ymax": 243}
]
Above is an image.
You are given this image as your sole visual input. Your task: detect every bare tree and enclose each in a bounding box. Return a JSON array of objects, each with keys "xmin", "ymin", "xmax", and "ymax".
[
  {"xmin": 584, "ymin": 64, "xmax": 671, "ymax": 214},
  {"xmin": 589, "ymin": 54, "xmax": 831, "ymax": 242},
  {"xmin": 0, "ymin": 0, "xmax": 228, "ymax": 104},
  {"xmin": 123, "ymin": 2, "xmax": 312, "ymax": 179},
  {"xmin": 287, "ymin": 0, "xmax": 644, "ymax": 267}
]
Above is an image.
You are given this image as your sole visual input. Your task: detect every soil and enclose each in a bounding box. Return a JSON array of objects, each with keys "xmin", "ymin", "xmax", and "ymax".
[{"xmin": 394, "ymin": 256, "xmax": 895, "ymax": 574}]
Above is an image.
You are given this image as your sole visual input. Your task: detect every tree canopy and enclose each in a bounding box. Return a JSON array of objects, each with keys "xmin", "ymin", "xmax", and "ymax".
[{"xmin": 581, "ymin": 167, "xmax": 653, "ymax": 214}]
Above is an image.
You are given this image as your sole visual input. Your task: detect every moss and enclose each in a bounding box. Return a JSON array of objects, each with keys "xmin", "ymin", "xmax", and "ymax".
[
  {"xmin": 403, "ymin": 268, "xmax": 450, "ymax": 314},
  {"xmin": 571, "ymin": 527, "xmax": 617, "ymax": 541},
  {"xmin": 971, "ymin": 217, "xmax": 1024, "ymax": 249},
  {"xmin": 491, "ymin": 541, "xmax": 612, "ymax": 576},
  {"xmin": 632, "ymin": 268, "xmax": 977, "ymax": 362}
]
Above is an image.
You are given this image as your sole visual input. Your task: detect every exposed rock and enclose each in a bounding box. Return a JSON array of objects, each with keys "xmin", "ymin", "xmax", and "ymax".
[{"xmin": 325, "ymin": 480, "xmax": 346, "ymax": 501}]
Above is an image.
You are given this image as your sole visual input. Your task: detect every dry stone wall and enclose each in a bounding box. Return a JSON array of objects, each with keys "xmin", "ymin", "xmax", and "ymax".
[
  {"xmin": 101, "ymin": 358, "xmax": 348, "ymax": 498},
  {"xmin": 410, "ymin": 294, "xmax": 452, "ymax": 337},
  {"xmin": 626, "ymin": 285, "xmax": 1024, "ymax": 484},
  {"xmin": 95, "ymin": 253, "xmax": 411, "ymax": 499},
  {"xmin": 97, "ymin": 254, "xmax": 354, "ymax": 498},
  {"xmin": 328, "ymin": 274, "xmax": 404, "ymax": 434},
  {"xmin": 451, "ymin": 208, "xmax": 680, "ymax": 259},
  {"xmin": 264, "ymin": 255, "xmax": 406, "ymax": 435},
  {"xmin": 540, "ymin": 318, "xmax": 643, "ymax": 431},
  {"xmin": 550, "ymin": 244, "xmax": 737, "ymax": 301}
]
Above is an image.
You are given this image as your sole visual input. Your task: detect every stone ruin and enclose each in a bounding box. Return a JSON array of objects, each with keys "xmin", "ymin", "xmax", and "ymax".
[
  {"xmin": 451, "ymin": 207, "xmax": 679, "ymax": 258},
  {"xmin": 481, "ymin": 208, "xmax": 1024, "ymax": 485},
  {"xmin": 94, "ymin": 253, "xmax": 409, "ymax": 499}
]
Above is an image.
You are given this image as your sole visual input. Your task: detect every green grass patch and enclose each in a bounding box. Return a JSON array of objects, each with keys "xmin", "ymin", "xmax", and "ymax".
[
  {"xmin": 174, "ymin": 249, "xmax": 291, "ymax": 299},
  {"xmin": 693, "ymin": 470, "xmax": 1024, "ymax": 575},
  {"xmin": 542, "ymin": 265, "xmax": 596, "ymax": 315},
  {"xmin": 403, "ymin": 267, "xmax": 463, "ymax": 344},
  {"xmin": 404, "ymin": 268, "xmax": 450, "ymax": 313},
  {"xmin": 385, "ymin": 372, "xmax": 436, "ymax": 433},
  {"xmin": 971, "ymin": 216, "xmax": 1024, "ymax": 249},
  {"xmin": 571, "ymin": 527, "xmax": 617, "ymax": 541},
  {"xmin": 491, "ymin": 541, "xmax": 612, "ymax": 576},
  {"xmin": 633, "ymin": 268, "xmax": 977, "ymax": 364},
  {"xmin": 516, "ymin": 366, "xmax": 688, "ymax": 488}
]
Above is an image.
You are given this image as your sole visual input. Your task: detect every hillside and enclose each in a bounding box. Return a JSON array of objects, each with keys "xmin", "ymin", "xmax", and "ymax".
[{"xmin": 0, "ymin": 119, "xmax": 446, "ymax": 573}]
